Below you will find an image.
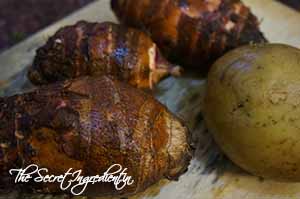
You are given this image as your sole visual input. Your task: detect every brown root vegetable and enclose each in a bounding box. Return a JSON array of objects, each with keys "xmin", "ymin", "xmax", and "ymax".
[
  {"xmin": 0, "ymin": 76, "xmax": 192, "ymax": 197},
  {"xmin": 27, "ymin": 21, "xmax": 182, "ymax": 89},
  {"xmin": 111, "ymin": 0, "xmax": 267, "ymax": 73}
]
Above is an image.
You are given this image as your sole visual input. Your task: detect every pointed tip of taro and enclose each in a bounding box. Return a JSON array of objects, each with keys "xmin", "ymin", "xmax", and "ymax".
[{"xmin": 170, "ymin": 65, "xmax": 183, "ymax": 77}]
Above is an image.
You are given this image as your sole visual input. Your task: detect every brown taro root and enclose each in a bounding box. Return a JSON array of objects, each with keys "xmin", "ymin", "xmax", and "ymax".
[
  {"xmin": 111, "ymin": 0, "xmax": 267, "ymax": 73},
  {"xmin": 0, "ymin": 76, "xmax": 192, "ymax": 197},
  {"xmin": 28, "ymin": 21, "xmax": 181, "ymax": 89}
]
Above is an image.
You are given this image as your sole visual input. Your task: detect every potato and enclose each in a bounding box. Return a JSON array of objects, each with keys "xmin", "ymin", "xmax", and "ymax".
[{"xmin": 204, "ymin": 43, "xmax": 300, "ymax": 181}]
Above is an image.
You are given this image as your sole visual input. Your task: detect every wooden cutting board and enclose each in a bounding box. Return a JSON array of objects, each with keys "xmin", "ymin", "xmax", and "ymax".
[{"xmin": 1, "ymin": 0, "xmax": 300, "ymax": 198}]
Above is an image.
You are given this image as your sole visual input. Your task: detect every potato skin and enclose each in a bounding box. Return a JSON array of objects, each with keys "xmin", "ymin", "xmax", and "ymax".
[
  {"xmin": 28, "ymin": 21, "xmax": 181, "ymax": 89},
  {"xmin": 204, "ymin": 44, "xmax": 300, "ymax": 181},
  {"xmin": 112, "ymin": 0, "xmax": 267, "ymax": 73},
  {"xmin": 0, "ymin": 76, "xmax": 192, "ymax": 196}
]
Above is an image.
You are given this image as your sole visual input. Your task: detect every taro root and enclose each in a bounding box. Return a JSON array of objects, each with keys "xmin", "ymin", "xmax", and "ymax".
[
  {"xmin": 28, "ymin": 21, "xmax": 181, "ymax": 89},
  {"xmin": 111, "ymin": 0, "xmax": 267, "ymax": 73},
  {"xmin": 0, "ymin": 76, "xmax": 192, "ymax": 196}
]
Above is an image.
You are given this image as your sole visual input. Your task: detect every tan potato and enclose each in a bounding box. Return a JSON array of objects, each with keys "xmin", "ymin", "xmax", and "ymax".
[{"xmin": 204, "ymin": 43, "xmax": 300, "ymax": 181}]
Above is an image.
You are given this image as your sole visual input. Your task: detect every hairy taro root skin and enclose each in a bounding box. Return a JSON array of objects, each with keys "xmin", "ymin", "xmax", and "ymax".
[
  {"xmin": 0, "ymin": 76, "xmax": 192, "ymax": 196},
  {"xmin": 204, "ymin": 44, "xmax": 300, "ymax": 181},
  {"xmin": 28, "ymin": 21, "xmax": 181, "ymax": 89},
  {"xmin": 112, "ymin": 0, "xmax": 267, "ymax": 73}
]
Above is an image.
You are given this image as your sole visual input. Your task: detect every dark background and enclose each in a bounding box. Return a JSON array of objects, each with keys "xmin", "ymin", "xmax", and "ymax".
[
  {"xmin": 278, "ymin": 0, "xmax": 300, "ymax": 9},
  {"xmin": 0, "ymin": 0, "xmax": 95, "ymax": 51},
  {"xmin": 0, "ymin": 0, "xmax": 299, "ymax": 52}
]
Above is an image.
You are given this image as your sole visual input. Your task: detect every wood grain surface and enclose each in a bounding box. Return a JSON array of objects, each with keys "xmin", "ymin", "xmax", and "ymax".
[{"xmin": 1, "ymin": 0, "xmax": 300, "ymax": 198}]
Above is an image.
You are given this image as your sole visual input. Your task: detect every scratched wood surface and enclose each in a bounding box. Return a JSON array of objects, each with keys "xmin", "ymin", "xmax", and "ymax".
[{"xmin": 1, "ymin": 0, "xmax": 300, "ymax": 199}]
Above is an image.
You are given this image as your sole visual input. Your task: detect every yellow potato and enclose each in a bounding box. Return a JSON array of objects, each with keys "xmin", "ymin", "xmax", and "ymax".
[{"xmin": 204, "ymin": 43, "xmax": 300, "ymax": 181}]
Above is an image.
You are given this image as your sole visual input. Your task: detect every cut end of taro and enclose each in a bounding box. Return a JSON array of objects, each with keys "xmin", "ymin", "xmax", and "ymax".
[
  {"xmin": 148, "ymin": 45, "xmax": 183, "ymax": 89},
  {"xmin": 163, "ymin": 112, "xmax": 193, "ymax": 181}
]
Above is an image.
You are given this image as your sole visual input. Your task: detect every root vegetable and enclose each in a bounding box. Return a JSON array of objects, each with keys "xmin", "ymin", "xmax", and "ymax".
[
  {"xmin": 28, "ymin": 21, "xmax": 181, "ymax": 89},
  {"xmin": 111, "ymin": 0, "xmax": 267, "ymax": 73},
  {"xmin": 0, "ymin": 76, "xmax": 192, "ymax": 196}
]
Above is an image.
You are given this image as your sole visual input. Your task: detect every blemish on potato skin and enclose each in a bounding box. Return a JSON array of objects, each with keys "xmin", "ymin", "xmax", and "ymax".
[
  {"xmin": 256, "ymin": 65, "xmax": 263, "ymax": 70},
  {"xmin": 279, "ymin": 139, "xmax": 288, "ymax": 145},
  {"xmin": 268, "ymin": 91, "xmax": 287, "ymax": 105}
]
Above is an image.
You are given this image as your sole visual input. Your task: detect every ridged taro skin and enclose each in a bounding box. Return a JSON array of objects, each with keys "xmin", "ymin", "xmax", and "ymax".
[
  {"xmin": 0, "ymin": 76, "xmax": 192, "ymax": 196},
  {"xmin": 111, "ymin": 0, "xmax": 267, "ymax": 73},
  {"xmin": 28, "ymin": 21, "xmax": 181, "ymax": 89}
]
